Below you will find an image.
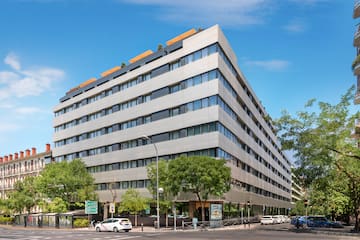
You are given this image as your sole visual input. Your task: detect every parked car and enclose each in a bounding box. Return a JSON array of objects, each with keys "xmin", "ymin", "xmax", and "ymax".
[
  {"xmin": 260, "ymin": 215, "xmax": 275, "ymax": 225},
  {"xmin": 272, "ymin": 215, "xmax": 283, "ymax": 224},
  {"xmin": 290, "ymin": 216, "xmax": 307, "ymax": 227},
  {"xmin": 307, "ymin": 216, "xmax": 344, "ymax": 228},
  {"xmin": 283, "ymin": 215, "xmax": 291, "ymax": 223},
  {"xmin": 95, "ymin": 218, "xmax": 132, "ymax": 232}
]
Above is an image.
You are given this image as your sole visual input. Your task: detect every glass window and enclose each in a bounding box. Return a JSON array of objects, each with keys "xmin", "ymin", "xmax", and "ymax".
[
  {"xmin": 193, "ymin": 100, "xmax": 201, "ymax": 110},
  {"xmin": 202, "ymin": 72, "xmax": 209, "ymax": 82},
  {"xmin": 193, "ymin": 76, "xmax": 201, "ymax": 85},
  {"xmin": 131, "ymin": 161, "xmax": 137, "ymax": 168},
  {"xmin": 209, "ymin": 70, "xmax": 217, "ymax": 80},
  {"xmin": 170, "ymin": 84, "xmax": 180, "ymax": 93},
  {"xmin": 202, "ymin": 98, "xmax": 209, "ymax": 108},
  {"xmin": 171, "ymin": 108, "xmax": 180, "ymax": 116},
  {"xmin": 170, "ymin": 61, "xmax": 180, "ymax": 70},
  {"xmin": 193, "ymin": 51, "xmax": 201, "ymax": 61},
  {"xmin": 122, "ymin": 181, "xmax": 129, "ymax": 189},
  {"xmin": 187, "ymin": 78, "xmax": 194, "ymax": 87},
  {"xmin": 187, "ymin": 127, "xmax": 194, "ymax": 136},
  {"xmin": 194, "ymin": 126, "xmax": 201, "ymax": 135},
  {"xmin": 137, "ymin": 180, "xmax": 145, "ymax": 188},
  {"xmin": 187, "ymin": 102, "xmax": 194, "ymax": 111},
  {"xmin": 202, "ymin": 124, "xmax": 209, "ymax": 133},
  {"xmin": 209, "ymin": 96, "xmax": 217, "ymax": 106},
  {"xmin": 138, "ymin": 159, "xmax": 144, "ymax": 167},
  {"xmin": 185, "ymin": 55, "xmax": 193, "ymax": 64},
  {"xmin": 202, "ymin": 47, "xmax": 208, "ymax": 57},
  {"xmin": 208, "ymin": 44, "xmax": 217, "ymax": 54}
]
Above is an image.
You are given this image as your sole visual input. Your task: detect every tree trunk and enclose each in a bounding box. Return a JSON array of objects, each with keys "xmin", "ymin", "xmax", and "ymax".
[
  {"xmin": 355, "ymin": 210, "xmax": 359, "ymax": 232},
  {"xmin": 135, "ymin": 213, "xmax": 138, "ymax": 227},
  {"xmin": 165, "ymin": 209, "xmax": 168, "ymax": 228},
  {"xmin": 201, "ymin": 201, "xmax": 205, "ymax": 222}
]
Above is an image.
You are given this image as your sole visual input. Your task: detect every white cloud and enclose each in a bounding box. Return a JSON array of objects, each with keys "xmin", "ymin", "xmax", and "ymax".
[
  {"xmin": 121, "ymin": 0, "xmax": 272, "ymax": 27},
  {"xmin": 0, "ymin": 122, "xmax": 21, "ymax": 132},
  {"xmin": 283, "ymin": 19, "xmax": 306, "ymax": 33},
  {"xmin": 0, "ymin": 53, "xmax": 65, "ymax": 100},
  {"xmin": 4, "ymin": 53, "xmax": 21, "ymax": 71},
  {"xmin": 14, "ymin": 107, "xmax": 42, "ymax": 115},
  {"xmin": 244, "ymin": 59, "xmax": 290, "ymax": 71}
]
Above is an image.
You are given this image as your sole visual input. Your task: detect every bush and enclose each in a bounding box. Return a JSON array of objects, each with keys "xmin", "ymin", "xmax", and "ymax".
[
  {"xmin": 73, "ymin": 218, "xmax": 89, "ymax": 228},
  {"xmin": 0, "ymin": 216, "xmax": 14, "ymax": 224}
]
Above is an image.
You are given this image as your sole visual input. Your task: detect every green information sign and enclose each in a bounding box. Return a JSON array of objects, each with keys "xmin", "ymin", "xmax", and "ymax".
[{"xmin": 85, "ymin": 200, "xmax": 98, "ymax": 214}]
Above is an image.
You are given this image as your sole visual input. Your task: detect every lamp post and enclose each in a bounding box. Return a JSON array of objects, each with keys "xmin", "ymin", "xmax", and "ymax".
[
  {"xmin": 247, "ymin": 201, "xmax": 250, "ymax": 228},
  {"xmin": 142, "ymin": 135, "xmax": 160, "ymax": 230}
]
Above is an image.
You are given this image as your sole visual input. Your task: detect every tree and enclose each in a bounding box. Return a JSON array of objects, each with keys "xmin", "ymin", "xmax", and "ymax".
[
  {"xmin": 146, "ymin": 160, "xmax": 173, "ymax": 227},
  {"xmin": 167, "ymin": 156, "xmax": 231, "ymax": 221},
  {"xmin": 274, "ymin": 87, "xmax": 360, "ymax": 231},
  {"xmin": 36, "ymin": 159, "xmax": 97, "ymax": 209},
  {"xmin": 6, "ymin": 176, "xmax": 38, "ymax": 214},
  {"xmin": 118, "ymin": 189, "xmax": 148, "ymax": 226},
  {"xmin": 48, "ymin": 197, "xmax": 68, "ymax": 213}
]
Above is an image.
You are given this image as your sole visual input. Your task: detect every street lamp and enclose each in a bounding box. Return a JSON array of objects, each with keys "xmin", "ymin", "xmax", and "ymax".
[
  {"xmin": 247, "ymin": 201, "xmax": 251, "ymax": 228},
  {"xmin": 142, "ymin": 135, "xmax": 160, "ymax": 230}
]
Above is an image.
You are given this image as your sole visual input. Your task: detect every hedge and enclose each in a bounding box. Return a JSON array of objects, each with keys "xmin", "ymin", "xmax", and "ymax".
[
  {"xmin": 73, "ymin": 218, "xmax": 89, "ymax": 228},
  {"xmin": 0, "ymin": 216, "xmax": 14, "ymax": 224}
]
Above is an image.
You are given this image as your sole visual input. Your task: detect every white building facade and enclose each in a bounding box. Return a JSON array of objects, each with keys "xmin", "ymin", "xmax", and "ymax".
[
  {"xmin": 53, "ymin": 25, "xmax": 292, "ymax": 214},
  {"xmin": 0, "ymin": 144, "xmax": 52, "ymax": 200}
]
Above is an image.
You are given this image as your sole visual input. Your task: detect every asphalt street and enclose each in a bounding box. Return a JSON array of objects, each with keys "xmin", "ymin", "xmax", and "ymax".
[{"xmin": 0, "ymin": 225, "xmax": 359, "ymax": 240}]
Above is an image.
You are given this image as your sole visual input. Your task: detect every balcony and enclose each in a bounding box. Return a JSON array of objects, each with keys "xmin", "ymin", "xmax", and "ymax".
[
  {"xmin": 354, "ymin": 1, "xmax": 360, "ymax": 18},
  {"xmin": 355, "ymin": 27, "xmax": 360, "ymax": 46},
  {"xmin": 355, "ymin": 91, "xmax": 360, "ymax": 105},
  {"xmin": 352, "ymin": 55, "xmax": 360, "ymax": 75}
]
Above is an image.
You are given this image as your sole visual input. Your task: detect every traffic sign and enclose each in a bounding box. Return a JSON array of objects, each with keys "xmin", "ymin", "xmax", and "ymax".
[
  {"xmin": 85, "ymin": 200, "xmax": 98, "ymax": 214},
  {"xmin": 109, "ymin": 203, "xmax": 115, "ymax": 214}
]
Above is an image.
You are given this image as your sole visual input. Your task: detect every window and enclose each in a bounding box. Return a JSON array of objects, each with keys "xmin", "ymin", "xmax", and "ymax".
[
  {"xmin": 170, "ymin": 61, "xmax": 180, "ymax": 70},
  {"xmin": 193, "ymin": 100, "xmax": 201, "ymax": 110}
]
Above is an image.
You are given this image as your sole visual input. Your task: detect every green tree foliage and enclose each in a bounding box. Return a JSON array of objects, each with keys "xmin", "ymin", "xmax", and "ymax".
[
  {"xmin": 167, "ymin": 156, "xmax": 231, "ymax": 221},
  {"xmin": 48, "ymin": 197, "xmax": 68, "ymax": 213},
  {"xmin": 6, "ymin": 176, "xmax": 38, "ymax": 214},
  {"xmin": 274, "ymin": 87, "xmax": 360, "ymax": 231},
  {"xmin": 36, "ymin": 159, "xmax": 97, "ymax": 210},
  {"xmin": 118, "ymin": 188, "xmax": 148, "ymax": 226},
  {"xmin": 146, "ymin": 160, "xmax": 173, "ymax": 227}
]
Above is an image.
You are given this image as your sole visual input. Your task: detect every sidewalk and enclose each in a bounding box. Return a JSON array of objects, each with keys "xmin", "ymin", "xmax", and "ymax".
[{"xmin": 130, "ymin": 223, "xmax": 259, "ymax": 232}]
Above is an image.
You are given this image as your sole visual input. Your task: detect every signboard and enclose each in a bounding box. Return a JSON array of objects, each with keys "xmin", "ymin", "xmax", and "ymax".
[
  {"xmin": 85, "ymin": 200, "xmax": 98, "ymax": 214},
  {"xmin": 109, "ymin": 203, "xmax": 115, "ymax": 214},
  {"xmin": 210, "ymin": 204, "xmax": 222, "ymax": 220}
]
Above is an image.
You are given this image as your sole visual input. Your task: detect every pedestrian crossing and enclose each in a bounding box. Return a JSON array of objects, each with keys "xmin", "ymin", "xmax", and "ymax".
[{"xmin": 0, "ymin": 229, "xmax": 155, "ymax": 240}]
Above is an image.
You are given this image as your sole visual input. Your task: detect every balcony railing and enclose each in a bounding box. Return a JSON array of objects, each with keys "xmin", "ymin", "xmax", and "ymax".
[
  {"xmin": 355, "ymin": 28, "xmax": 360, "ymax": 47},
  {"xmin": 355, "ymin": 91, "xmax": 360, "ymax": 105},
  {"xmin": 355, "ymin": 0, "xmax": 360, "ymax": 18}
]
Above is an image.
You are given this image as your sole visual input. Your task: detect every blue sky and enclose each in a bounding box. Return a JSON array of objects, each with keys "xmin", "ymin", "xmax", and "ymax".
[{"xmin": 0, "ymin": 0, "xmax": 355, "ymax": 157}]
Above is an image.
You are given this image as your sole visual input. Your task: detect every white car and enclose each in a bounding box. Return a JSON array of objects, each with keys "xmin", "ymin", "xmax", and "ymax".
[
  {"xmin": 95, "ymin": 218, "xmax": 132, "ymax": 232},
  {"xmin": 260, "ymin": 215, "xmax": 274, "ymax": 225},
  {"xmin": 272, "ymin": 215, "xmax": 283, "ymax": 224}
]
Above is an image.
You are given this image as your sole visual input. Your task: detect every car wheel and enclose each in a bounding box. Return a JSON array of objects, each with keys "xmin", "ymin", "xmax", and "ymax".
[
  {"xmin": 96, "ymin": 227, "xmax": 101, "ymax": 232},
  {"xmin": 113, "ymin": 227, "xmax": 119, "ymax": 232}
]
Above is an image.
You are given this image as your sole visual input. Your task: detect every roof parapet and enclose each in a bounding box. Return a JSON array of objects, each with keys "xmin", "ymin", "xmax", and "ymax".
[
  {"xmin": 101, "ymin": 66, "xmax": 122, "ymax": 77},
  {"xmin": 129, "ymin": 50, "xmax": 154, "ymax": 64},
  {"xmin": 166, "ymin": 28, "xmax": 197, "ymax": 46}
]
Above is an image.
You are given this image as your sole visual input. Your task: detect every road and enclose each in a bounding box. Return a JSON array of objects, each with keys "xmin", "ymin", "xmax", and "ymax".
[{"xmin": 0, "ymin": 226, "xmax": 358, "ymax": 240}]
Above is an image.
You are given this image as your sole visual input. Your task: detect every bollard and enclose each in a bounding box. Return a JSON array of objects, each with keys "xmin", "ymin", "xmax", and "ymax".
[{"xmin": 141, "ymin": 223, "xmax": 143, "ymax": 232}]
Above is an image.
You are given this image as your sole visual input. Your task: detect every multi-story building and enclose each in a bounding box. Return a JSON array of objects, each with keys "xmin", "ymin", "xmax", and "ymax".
[
  {"xmin": 0, "ymin": 144, "xmax": 52, "ymax": 200},
  {"xmin": 291, "ymin": 172, "xmax": 304, "ymax": 205},
  {"xmin": 353, "ymin": 2, "xmax": 360, "ymax": 137},
  {"xmin": 52, "ymin": 25, "xmax": 292, "ymax": 217}
]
